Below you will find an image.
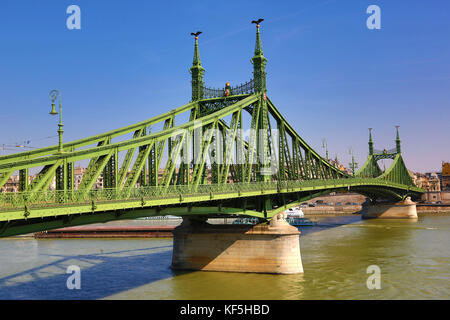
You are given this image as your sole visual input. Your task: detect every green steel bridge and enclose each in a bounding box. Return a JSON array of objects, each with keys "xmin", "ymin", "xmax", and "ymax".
[{"xmin": 0, "ymin": 23, "xmax": 424, "ymax": 237}]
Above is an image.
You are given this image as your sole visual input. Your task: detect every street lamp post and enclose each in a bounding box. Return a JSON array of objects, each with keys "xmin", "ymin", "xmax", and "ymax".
[
  {"xmin": 322, "ymin": 138, "xmax": 329, "ymax": 161},
  {"xmin": 49, "ymin": 90, "xmax": 63, "ymax": 153},
  {"xmin": 348, "ymin": 147, "xmax": 358, "ymax": 176}
]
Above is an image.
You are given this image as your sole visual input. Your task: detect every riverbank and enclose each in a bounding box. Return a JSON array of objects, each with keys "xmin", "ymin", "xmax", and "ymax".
[
  {"xmin": 302, "ymin": 205, "xmax": 361, "ymax": 216},
  {"xmin": 31, "ymin": 217, "xmax": 237, "ymax": 239},
  {"xmin": 417, "ymin": 204, "xmax": 450, "ymax": 214},
  {"xmin": 34, "ymin": 225, "xmax": 176, "ymax": 239},
  {"xmin": 299, "ymin": 192, "xmax": 364, "ymax": 216}
]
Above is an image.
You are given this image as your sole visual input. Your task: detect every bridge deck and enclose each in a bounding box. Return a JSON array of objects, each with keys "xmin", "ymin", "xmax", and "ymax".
[{"xmin": 0, "ymin": 178, "xmax": 423, "ymax": 222}]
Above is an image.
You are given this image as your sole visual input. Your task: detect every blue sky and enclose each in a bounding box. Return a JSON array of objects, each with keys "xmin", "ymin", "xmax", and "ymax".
[{"xmin": 0, "ymin": 0, "xmax": 449, "ymax": 172}]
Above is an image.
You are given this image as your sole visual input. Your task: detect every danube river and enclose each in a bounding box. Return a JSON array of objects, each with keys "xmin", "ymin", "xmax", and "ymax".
[{"xmin": 0, "ymin": 215, "xmax": 448, "ymax": 299}]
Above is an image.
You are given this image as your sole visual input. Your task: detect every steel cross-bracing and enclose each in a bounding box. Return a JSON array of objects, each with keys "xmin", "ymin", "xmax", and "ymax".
[{"xmin": 0, "ymin": 23, "xmax": 424, "ymax": 237}]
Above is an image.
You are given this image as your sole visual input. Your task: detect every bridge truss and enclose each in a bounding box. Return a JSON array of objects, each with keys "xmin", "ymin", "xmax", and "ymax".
[{"xmin": 0, "ymin": 23, "xmax": 424, "ymax": 237}]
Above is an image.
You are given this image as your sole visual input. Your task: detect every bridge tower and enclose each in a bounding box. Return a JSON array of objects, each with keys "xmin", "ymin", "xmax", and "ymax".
[
  {"xmin": 252, "ymin": 20, "xmax": 271, "ymax": 186},
  {"xmin": 172, "ymin": 20, "xmax": 303, "ymax": 274},
  {"xmin": 356, "ymin": 126, "xmax": 418, "ymax": 219},
  {"xmin": 190, "ymin": 32, "xmax": 205, "ymax": 101}
]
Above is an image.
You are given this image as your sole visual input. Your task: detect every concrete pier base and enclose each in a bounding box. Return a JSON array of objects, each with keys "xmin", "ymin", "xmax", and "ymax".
[
  {"xmin": 171, "ymin": 214, "xmax": 303, "ymax": 274},
  {"xmin": 362, "ymin": 197, "xmax": 418, "ymax": 219}
]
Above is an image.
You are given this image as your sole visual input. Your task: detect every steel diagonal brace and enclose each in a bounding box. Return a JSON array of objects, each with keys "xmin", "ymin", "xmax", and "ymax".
[
  {"xmin": 192, "ymin": 121, "xmax": 217, "ymax": 188},
  {"xmin": 245, "ymin": 103, "xmax": 260, "ymax": 182},
  {"xmin": 123, "ymin": 140, "xmax": 155, "ymax": 189},
  {"xmin": 220, "ymin": 110, "xmax": 240, "ymax": 184},
  {"xmin": 0, "ymin": 170, "xmax": 14, "ymax": 190},
  {"xmin": 355, "ymin": 155, "xmax": 382, "ymax": 178},
  {"xmin": 217, "ymin": 118, "xmax": 249, "ymax": 159},
  {"xmin": 155, "ymin": 117, "xmax": 174, "ymax": 173},
  {"xmin": 79, "ymin": 149, "xmax": 115, "ymax": 197},
  {"xmin": 0, "ymin": 101, "xmax": 197, "ymax": 166},
  {"xmin": 377, "ymin": 154, "xmax": 415, "ymax": 187},
  {"xmin": 266, "ymin": 98, "xmax": 346, "ymax": 179},
  {"xmin": 118, "ymin": 129, "xmax": 145, "ymax": 187},
  {"xmin": 161, "ymin": 130, "xmax": 187, "ymax": 188},
  {"xmin": 83, "ymin": 139, "xmax": 109, "ymax": 181},
  {"xmin": 282, "ymin": 126, "xmax": 294, "ymax": 179},
  {"xmin": 0, "ymin": 95, "xmax": 259, "ymax": 175},
  {"xmin": 28, "ymin": 160, "xmax": 63, "ymax": 196},
  {"xmin": 31, "ymin": 174, "xmax": 58, "ymax": 202},
  {"xmin": 123, "ymin": 140, "xmax": 155, "ymax": 196},
  {"xmin": 296, "ymin": 142, "xmax": 305, "ymax": 179}
]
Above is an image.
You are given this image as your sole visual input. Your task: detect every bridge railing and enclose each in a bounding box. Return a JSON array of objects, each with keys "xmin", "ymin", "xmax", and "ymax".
[
  {"xmin": 0, "ymin": 178, "xmax": 423, "ymax": 212},
  {"xmin": 202, "ymin": 79, "xmax": 255, "ymax": 99}
]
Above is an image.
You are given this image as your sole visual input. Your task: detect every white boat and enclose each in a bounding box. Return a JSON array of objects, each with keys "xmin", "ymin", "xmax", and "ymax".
[
  {"xmin": 285, "ymin": 207, "xmax": 304, "ymax": 218},
  {"xmin": 285, "ymin": 207, "xmax": 317, "ymax": 226}
]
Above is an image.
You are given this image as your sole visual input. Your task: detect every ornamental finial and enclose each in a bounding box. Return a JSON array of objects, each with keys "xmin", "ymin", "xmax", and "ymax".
[
  {"xmin": 251, "ymin": 18, "xmax": 264, "ymax": 28},
  {"xmin": 190, "ymin": 31, "xmax": 202, "ymax": 40},
  {"xmin": 252, "ymin": 19, "xmax": 265, "ymax": 56}
]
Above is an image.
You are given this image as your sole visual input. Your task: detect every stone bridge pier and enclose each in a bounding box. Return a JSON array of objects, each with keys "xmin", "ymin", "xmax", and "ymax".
[
  {"xmin": 171, "ymin": 214, "xmax": 303, "ymax": 274},
  {"xmin": 361, "ymin": 197, "xmax": 418, "ymax": 219}
]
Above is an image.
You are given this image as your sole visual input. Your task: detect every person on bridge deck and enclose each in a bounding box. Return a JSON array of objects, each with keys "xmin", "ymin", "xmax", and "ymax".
[{"xmin": 224, "ymin": 82, "xmax": 232, "ymax": 97}]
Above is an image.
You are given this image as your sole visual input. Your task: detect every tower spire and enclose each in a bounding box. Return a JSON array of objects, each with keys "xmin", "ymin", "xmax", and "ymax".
[
  {"xmin": 368, "ymin": 128, "xmax": 374, "ymax": 155},
  {"xmin": 395, "ymin": 125, "xmax": 401, "ymax": 154},
  {"xmin": 251, "ymin": 19, "xmax": 267, "ymax": 93},
  {"xmin": 253, "ymin": 19, "xmax": 264, "ymax": 55},
  {"xmin": 190, "ymin": 31, "xmax": 204, "ymax": 101},
  {"xmin": 192, "ymin": 32, "xmax": 202, "ymax": 66}
]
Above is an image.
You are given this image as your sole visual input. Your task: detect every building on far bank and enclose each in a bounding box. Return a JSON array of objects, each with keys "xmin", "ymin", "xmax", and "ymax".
[
  {"xmin": 412, "ymin": 172, "xmax": 440, "ymax": 191},
  {"xmin": 442, "ymin": 162, "xmax": 450, "ymax": 191},
  {"xmin": 410, "ymin": 163, "xmax": 450, "ymax": 204},
  {"xmin": 412, "ymin": 171, "xmax": 441, "ymax": 203},
  {"xmin": 0, "ymin": 175, "xmax": 20, "ymax": 193},
  {"xmin": 327, "ymin": 158, "xmax": 352, "ymax": 175}
]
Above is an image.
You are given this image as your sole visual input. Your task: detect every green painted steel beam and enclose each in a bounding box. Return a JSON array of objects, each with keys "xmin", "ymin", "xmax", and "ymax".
[
  {"xmin": 0, "ymin": 95, "xmax": 259, "ymax": 174},
  {"xmin": 266, "ymin": 98, "xmax": 347, "ymax": 178},
  {"xmin": 0, "ymin": 101, "xmax": 198, "ymax": 166},
  {"xmin": 355, "ymin": 155, "xmax": 383, "ymax": 178}
]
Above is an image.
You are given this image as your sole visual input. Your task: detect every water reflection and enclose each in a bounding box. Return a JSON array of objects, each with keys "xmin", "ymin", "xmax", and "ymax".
[{"xmin": 0, "ymin": 240, "xmax": 174, "ymax": 299}]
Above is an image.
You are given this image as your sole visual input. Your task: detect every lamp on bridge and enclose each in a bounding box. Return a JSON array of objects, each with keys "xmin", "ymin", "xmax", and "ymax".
[
  {"xmin": 348, "ymin": 147, "xmax": 358, "ymax": 175},
  {"xmin": 49, "ymin": 90, "xmax": 64, "ymax": 153},
  {"xmin": 322, "ymin": 138, "xmax": 329, "ymax": 161}
]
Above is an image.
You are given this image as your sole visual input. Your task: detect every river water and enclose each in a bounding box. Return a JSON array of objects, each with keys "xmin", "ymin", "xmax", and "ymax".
[{"xmin": 0, "ymin": 215, "xmax": 448, "ymax": 300}]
